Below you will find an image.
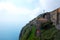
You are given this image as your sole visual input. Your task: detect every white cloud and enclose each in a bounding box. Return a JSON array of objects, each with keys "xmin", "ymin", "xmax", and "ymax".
[
  {"xmin": 0, "ymin": 2, "xmax": 40, "ymax": 22},
  {"xmin": 26, "ymin": 0, "xmax": 34, "ymax": 3},
  {"xmin": 38, "ymin": 0, "xmax": 60, "ymax": 12},
  {"xmin": 0, "ymin": 2, "xmax": 31, "ymax": 15},
  {"xmin": 0, "ymin": 2, "xmax": 31, "ymax": 22},
  {"xmin": 38, "ymin": 0, "xmax": 46, "ymax": 11}
]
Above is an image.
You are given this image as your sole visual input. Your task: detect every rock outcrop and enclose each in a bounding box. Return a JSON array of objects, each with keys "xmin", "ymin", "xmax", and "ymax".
[{"xmin": 19, "ymin": 8, "xmax": 60, "ymax": 40}]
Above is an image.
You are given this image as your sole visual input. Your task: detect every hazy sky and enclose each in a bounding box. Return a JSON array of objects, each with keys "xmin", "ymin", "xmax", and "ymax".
[
  {"xmin": 0, "ymin": 0, "xmax": 60, "ymax": 40},
  {"xmin": 0, "ymin": 0, "xmax": 60, "ymax": 28}
]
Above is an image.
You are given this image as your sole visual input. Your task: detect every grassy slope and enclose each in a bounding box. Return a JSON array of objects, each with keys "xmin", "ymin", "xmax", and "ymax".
[
  {"xmin": 54, "ymin": 31, "xmax": 60, "ymax": 40},
  {"xmin": 41, "ymin": 27, "xmax": 58, "ymax": 40},
  {"xmin": 20, "ymin": 24, "xmax": 59, "ymax": 40},
  {"xmin": 27, "ymin": 25, "xmax": 36, "ymax": 40}
]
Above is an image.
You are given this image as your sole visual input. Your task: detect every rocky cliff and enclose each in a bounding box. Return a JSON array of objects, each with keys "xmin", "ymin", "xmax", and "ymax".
[{"xmin": 19, "ymin": 8, "xmax": 60, "ymax": 40}]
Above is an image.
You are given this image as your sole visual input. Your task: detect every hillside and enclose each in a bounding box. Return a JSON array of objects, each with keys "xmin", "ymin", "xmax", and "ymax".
[{"xmin": 19, "ymin": 8, "xmax": 60, "ymax": 40}]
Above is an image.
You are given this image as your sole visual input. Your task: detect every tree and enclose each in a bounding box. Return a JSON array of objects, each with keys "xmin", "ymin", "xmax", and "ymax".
[{"xmin": 41, "ymin": 21, "xmax": 54, "ymax": 30}]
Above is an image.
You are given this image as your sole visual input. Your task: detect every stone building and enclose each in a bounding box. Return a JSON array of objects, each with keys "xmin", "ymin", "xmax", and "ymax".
[
  {"xmin": 50, "ymin": 9, "xmax": 57, "ymax": 25},
  {"xmin": 41, "ymin": 8, "xmax": 60, "ymax": 25},
  {"xmin": 43, "ymin": 12, "xmax": 50, "ymax": 20},
  {"xmin": 50, "ymin": 8, "xmax": 60, "ymax": 25},
  {"xmin": 57, "ymin": 8, "xmax": 60, "ymax": 24},
  {"xmin": 35, "ymin": 8, "xmax": 60, "ymax": 37}
]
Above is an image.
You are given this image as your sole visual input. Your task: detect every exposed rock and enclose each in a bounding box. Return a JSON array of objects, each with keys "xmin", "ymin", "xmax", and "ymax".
[{"xmin": 19, "ymin": 8, "xmax": 60, "ymax": 40}]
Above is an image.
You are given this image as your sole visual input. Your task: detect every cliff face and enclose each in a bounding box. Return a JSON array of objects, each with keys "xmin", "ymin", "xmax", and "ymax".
[{"xmin": 19, "ymin": 8, "xmax": 60, "ymax": 40}]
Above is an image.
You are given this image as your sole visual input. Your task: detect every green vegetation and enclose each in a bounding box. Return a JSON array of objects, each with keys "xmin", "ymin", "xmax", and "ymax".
[
  {"xmin": 27, "ymin": 25, "xmax": 36, "ymax": 40},
  {"xmin": 54, "ymin": 31, "xmax": 60, "ymax": 40},
  {"xmin": 41, "ymin": 21, "xmax": 53, "ymax": 29},
  {"xmin": 41, "ymin": 21, "xmax": 58, "ymax": 40},
  {"xmin": 20, "ymin": 21, "xmax": 59, "ymax": 40},
  {"xmin": 20, "ymin": 25, "xmax": 41, "ymax": 40},
  {"xmin": 41, "ymin": 27, "xmax": 58, "ymax": 40}
]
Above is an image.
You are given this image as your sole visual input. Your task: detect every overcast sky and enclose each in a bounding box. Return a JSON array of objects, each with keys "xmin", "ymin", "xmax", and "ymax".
[{"xmin": 0, "ymin": 0, "xmax": 60, "ymax": 26}]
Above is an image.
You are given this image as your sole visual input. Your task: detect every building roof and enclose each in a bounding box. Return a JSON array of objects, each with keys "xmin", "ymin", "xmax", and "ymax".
[
  {"xmin": 38, "ymin": 18, "xmax": 47, "ymax": 21},
  {"xmin": 37, "ymin": 18, "xmax": 48, "ymax": 22}
]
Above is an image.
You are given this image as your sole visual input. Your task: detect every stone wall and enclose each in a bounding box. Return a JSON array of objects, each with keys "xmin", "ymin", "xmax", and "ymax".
[
  {"xmin": 50, "ymin": 9, "xmax": 57, "ymax": 25},
  {"xmin": 50, "ymin": 8, "xmax": 60, "ymax": 25}
]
